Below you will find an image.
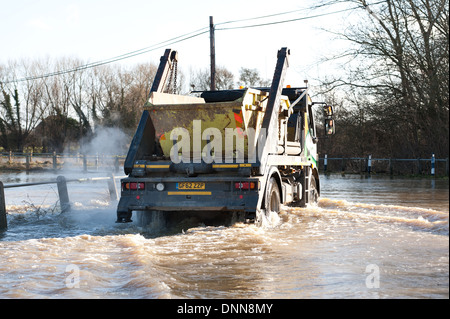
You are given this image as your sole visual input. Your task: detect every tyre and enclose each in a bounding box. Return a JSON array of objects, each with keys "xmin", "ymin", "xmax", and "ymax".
[
  {"xmin": 256, "ymin": 177, "xmax": 282, "ymax": 227},
  {"xmin": 137, "ymin": 210, "xmax": 166, "ymax": 230},
  {"xmin": 309, "ymin": 175, "xmax": 319, "ymax": 204},
  {"xmin": 265, "ymin": 177, "xmax": 281, "ymax": 214},
  {"xmin": 291, "ymin": 171, "xmax": 319, "ymax": 207}
]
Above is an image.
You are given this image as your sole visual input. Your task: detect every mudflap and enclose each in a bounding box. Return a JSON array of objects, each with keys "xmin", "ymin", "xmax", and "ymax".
[
  {"xmin": 116, "ymin": 210, "xmax": 132, "ymax": 223},
  {"xmin": 116, "ymin": 195, "xmax": 134, "ymax": 223}
]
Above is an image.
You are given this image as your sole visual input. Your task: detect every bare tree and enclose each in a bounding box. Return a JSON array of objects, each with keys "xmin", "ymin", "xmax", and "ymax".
[
  {"xmin": 93, "ymin": 62, "xmax": 157, "ymax": 133},
  {"xmin": 317, "ymin": 0, "xmax": 449, "ymax": 158},
  {"xmin": 238, "ymin": 67, "xmax": 271, "ymax": 87},
  {"xmin": 0, "ymin": 59, "xmax": 45, "ymax": 151},
  {"xmin": 66, "ymin": 59, "xmax": 93, "ymax": 140},
  {"xmin": 39, "ymin": 58, "xmax": 76, "ymax": 152},
  {"xmin": 190, "ymin": 66, "xmax": 235, "ymax": 91}
]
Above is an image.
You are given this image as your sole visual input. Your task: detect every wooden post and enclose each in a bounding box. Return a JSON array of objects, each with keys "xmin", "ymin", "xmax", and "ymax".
[
  {"xmin": 114, "ymin": 156, "xmax": 119, "ymax": 173},
  {"xmin": 83, "ymin": 154, "xmax": 87, "ymax": 172},
  {"xmin": 53, "ymin": 151, "xmax": 57, "ymax": 170},
  {"xmin": 209, "ymin": 16, "xmax": 216, "ymax": 91},
  {"xmin": 26, "ymin": 154, "xmax": 31, "ymax": 171},
  {"xmin": 446, "ymin": 158, "xmax": 449, "ymax": 177},
  {"xmin": 0, "ymin": 181, "xmax": 7, "ymax": 231},
  {"xmin": 341, "ymin": 158, "xmax": 346, "ymax": 172},
  {"xmin": 431, "ymin": 153, "xmax": 435, "ymax": 176},
  {"xmin": 57, "ymin": 176, "xmax": 70, "ymax": 213},
  {"xmin": 107, "ymin": 174, "xmax": 119, "ymax": 201}
]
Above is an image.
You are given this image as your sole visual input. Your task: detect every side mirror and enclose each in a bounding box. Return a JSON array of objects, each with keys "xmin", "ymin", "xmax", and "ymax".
[
  {"xmin": 323, "ymin": 105, "xmax": 333, "ymax": 117},
  {"xmin": 325, "ymin": 119, "xmax": 335, "ymax": 135},
  {"xmin": 323, "ymin": 104, "xmax": 335, "ymax": 135}
]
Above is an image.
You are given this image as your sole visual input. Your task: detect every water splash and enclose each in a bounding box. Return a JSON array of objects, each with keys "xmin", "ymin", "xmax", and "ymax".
[{"xmin": 314, "ymin": 198, "xmax": 449, "ymax": 235}]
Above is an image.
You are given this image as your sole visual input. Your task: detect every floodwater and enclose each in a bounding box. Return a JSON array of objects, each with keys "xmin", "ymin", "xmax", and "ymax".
[{"xmin": 0, "ymin": 171, "xmax": 448, "ymax": 299}]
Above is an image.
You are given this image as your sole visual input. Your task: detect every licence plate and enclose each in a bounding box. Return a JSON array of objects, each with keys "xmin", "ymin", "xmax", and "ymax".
[{"xmin": 176, "ymin": 182, "xmax": 205, "ymax": 190}]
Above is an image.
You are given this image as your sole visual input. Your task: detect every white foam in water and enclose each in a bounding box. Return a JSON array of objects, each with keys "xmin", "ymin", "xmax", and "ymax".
[
  {"xmin": 316, "ymin": 198, "xmax": 449, "ymax": 235},
  {"xmin": 256, "ymin": 209, "xmax": 282, "ymax": 229}
]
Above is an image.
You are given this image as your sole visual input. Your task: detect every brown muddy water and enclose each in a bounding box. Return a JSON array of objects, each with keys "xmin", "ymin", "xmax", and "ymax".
[{"xmin": 0, "ymin": 172, "xmax": 448, "ymax": 299}]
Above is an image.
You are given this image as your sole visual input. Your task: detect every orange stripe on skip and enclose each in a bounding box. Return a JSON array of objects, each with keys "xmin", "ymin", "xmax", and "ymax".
[{"xmin": 234, "ymin": 112, "xmax": 243, "ymax": 124}]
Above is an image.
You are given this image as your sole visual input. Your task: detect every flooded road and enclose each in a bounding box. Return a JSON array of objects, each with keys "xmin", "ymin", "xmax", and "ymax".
[{"xmin": 0, "ymin": 172, "xmax": 448, "ymax": 299}]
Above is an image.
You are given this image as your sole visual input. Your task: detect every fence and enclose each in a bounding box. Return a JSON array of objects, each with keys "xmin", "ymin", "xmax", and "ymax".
[
  {"xmin": 320, "ymin": 154, "xmax": 449, "ymax": 176},
  {"xmin": 0, "ymin": 174, "xmax": 124, "ymax": 231},
  {"xmin": 2, "ymin": 152, "xmax": 448, "ymax": 176},
  {"xmin": 0, "ymin": 152, "xmax": 125, "ymax": 172}
]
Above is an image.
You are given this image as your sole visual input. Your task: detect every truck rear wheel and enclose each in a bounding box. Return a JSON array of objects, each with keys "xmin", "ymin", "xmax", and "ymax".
[
  {"xmin": 256, "ymin": 177, "xmax": 281, "ymax": 227},
  {"xmin": 137, "ymin": 210, "xmax": 166, "ymax": 231}
]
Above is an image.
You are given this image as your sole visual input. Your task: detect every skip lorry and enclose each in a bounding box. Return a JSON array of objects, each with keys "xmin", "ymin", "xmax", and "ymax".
[{"xmin": 116, "ymin": 47, "xmax": 335, "ymax": 225}]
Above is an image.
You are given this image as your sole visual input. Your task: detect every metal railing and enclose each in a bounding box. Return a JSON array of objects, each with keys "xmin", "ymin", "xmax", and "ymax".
[
  {"xmin": 0, "ymin": 152, "xmax": 125, "ymax": 172},
  {"xmin": 320, "ymin": 154, "xmax": 449, "ymax": 176},
  {"xmin": 0, "ymin": 174, "xmax": 125, "ymax": 231},
  {"xmin": 2, "ymin": 152, "xmax": 448, "ymax": 176}
]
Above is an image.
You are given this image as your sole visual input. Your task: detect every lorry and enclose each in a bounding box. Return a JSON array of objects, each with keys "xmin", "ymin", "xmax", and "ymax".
[{"xmin": 116, "ymin": 47, "xmax": 335, "ymax": 226}]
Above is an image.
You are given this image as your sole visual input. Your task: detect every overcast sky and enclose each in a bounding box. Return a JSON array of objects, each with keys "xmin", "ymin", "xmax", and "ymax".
[{"xmin": 0, "ymin": 0, "xmax": 357, "ymax": 89}]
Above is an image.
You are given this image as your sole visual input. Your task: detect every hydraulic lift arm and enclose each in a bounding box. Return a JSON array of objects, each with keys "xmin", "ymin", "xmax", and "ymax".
[
  {"xmin": 256, "ymin": 47, "xmax": 290, "ymax": 174},
  {"xmin": 254, "ymin": 47, "xmax": 290, "ymax": 213},
  {"xmin": 124, "ymin": 49, "xmax": 178, "ymax": 175},
  {"xmin": 149, "ymin": 49, "xmax": 178, "ymax": 95}
]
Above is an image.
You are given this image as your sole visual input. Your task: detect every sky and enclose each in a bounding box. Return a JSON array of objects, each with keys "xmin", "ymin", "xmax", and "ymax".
[{"xmin": 0, "ymin": 0, "xmax": 359, "ymax": 91}]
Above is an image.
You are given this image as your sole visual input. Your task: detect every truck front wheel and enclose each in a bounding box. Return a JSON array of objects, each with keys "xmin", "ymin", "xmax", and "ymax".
[
  {"xmin": 309, "ymin": 175, "xmax": 319, "ymax": 204},
  {"xmin": 266, "ymin": 177, "xmax": 281, "ymax": 214}
]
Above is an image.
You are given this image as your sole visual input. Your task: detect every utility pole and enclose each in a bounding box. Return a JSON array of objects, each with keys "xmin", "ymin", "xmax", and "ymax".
[{"xmin": 209, "ymin": 16, "xmax": 216, "ymax": 91}]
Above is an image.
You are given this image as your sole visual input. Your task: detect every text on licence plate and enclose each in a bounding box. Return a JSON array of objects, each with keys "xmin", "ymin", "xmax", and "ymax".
[{"xmin": 176, "ymin": 182, "xmax": 205, "ymax": 190}]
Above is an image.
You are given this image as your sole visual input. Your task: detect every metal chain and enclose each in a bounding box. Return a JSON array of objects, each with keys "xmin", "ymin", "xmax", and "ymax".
[
  {"xmin": 173, "ymin": 61, "xmax": 178, "ymax": 94},
  {"xmin": 166, "ymin": 65, "xmax": 173, "ymax": 93},
  {"xmin": 165, "ymin": 60, "xmax": 178, "ymax": 94}
]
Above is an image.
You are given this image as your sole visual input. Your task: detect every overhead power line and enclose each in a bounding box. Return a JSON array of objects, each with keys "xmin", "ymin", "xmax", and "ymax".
[
  {"xmin": 215, "ymin": 7, "xmax": 319, "ymax": 27},
  {"xmin": 1, "ymin": 2, "xmax": 382, "ymax": 84},
  {"xmin": 2, "ymin": 28, "xmax": 209, "ymax": 84},
  {"xmin": 214, "ymin": 1, "xmax": 353, "ymax": 27},
  {"xmin": 215, "ymin": 5, "xmax": 364, "ymax": 31}
]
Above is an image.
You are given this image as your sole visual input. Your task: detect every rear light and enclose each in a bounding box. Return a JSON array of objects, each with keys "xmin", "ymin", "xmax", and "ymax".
[
  {"xmin": 122, "ymin": 182, "xmax": 145, "ymax": 190},
  {"xmin": 234, "ymin": 182, "xmax": 256, "ymax": 190}
]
